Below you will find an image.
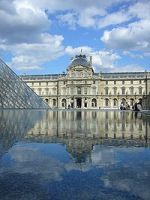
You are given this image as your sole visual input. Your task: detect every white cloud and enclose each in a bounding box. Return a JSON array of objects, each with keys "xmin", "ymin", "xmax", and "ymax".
[
  {"xmin": 129, "ymin": 1, "xmax": 150, "ymax": 20},
  {"xmin": 0, "ymin": 0, "xmax": 148, "ymax": 72},
  {"xmin": 111, "ymin": 64, "xmax": 145, "ymax": 72},
  {"xmin": 34, "ymin": 0, "xmax": 126, "ymax": 14},
  {"xmin": 78, "ymin": 7, "xmax": 105, "ymax": 28},
  {"xmin": 65, "ymin": 46, "xmax": 146, "ymax": 72},
  {"xmin": 65, "ymin": 46, "xmax": 120, "ymax": 72},
  {"xmin": 65, "ymin": 46, "xmax": 92, "ymax": 56},
  {"xmin": 91, "ymin": 51, "xmax": 120, "ymax": 71},
  {"xmin": 98, "ymin": 10, "xmax": 131, "ymax": 28},
  {"xmin": 101, "ymin": 1, "xmax": 150, "ymax": 52},
  {"xmin": 0, "ymin": 34, "xmax": 64, "ymax": 70},
  {"xmin": 123, "ymin": 51, "xmax": 144, "ymax": 59},
  {"xmin": 101, "ymin": 20, "xmax": 150, "ymax": 51},
  {"xmin": 0, "ymin": 0, "xmax": 50, "ymax": 44},
  {"xmin": 34, "ymin": 0, "xmax": 130, "ymax": 29},
  {"xmin": 57, "ymin": 12, "xmax": 77, "ymax": 30},
  {"xmin": 0, "ymin": 144, "xmax": 64, "ymax": 182}
]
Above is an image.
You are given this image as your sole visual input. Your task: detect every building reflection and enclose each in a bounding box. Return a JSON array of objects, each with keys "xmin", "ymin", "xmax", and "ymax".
[
  {"xmin": 0, "ymin": 110, "xmax": 150, "ymax": 163},
  {"xmin": 26, "ymin": 110, "xmax": 150, "ymax": 162}
]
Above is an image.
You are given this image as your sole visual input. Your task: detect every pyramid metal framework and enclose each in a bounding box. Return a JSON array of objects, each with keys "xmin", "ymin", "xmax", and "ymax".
[{"xmin": 0, "ymin": 59, "xmax": 49, "ymax": 109}]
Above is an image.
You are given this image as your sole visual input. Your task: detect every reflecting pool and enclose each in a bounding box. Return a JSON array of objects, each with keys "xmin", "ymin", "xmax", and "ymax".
[{"xmin": 0, "ymin": 110, "xmax": 150, "ymax": 200}]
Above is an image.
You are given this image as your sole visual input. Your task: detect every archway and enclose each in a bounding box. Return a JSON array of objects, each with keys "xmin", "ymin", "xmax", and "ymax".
[
  {"xmin": 121, "ymin": 98, "xmax": 126, "ymax": 106},
  {"xmin": 62, "ymin": 99, "xmax": 66, "ymax": 108},
  {"xmin": 45, "ymin": 98, "xmax": 48, "ymax": 103},
  {"xmin": 105, "ymin": 98, "xmax": 110, "ymax": 107},
  {"xmin": 76, "ymin": 98, "xmax": 82, "ymax": 108},
  {"xmin": 92, "ymin": 98, "xmax": 97, "ymax": 107},
  {"xmin": 113, "ymin": 98, "xmax": 118, "ymax": 107}
]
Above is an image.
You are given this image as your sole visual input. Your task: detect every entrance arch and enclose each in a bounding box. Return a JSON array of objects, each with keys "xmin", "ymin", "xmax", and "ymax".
[{"xmin": 76, "ymin": 98, "xmax": 82, "ymax": 108}]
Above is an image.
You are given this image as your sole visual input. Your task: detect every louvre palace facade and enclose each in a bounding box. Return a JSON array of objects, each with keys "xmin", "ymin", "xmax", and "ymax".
[{"xmin": 21, "ymin": 54, "xmax": 150, "ymax": 109}]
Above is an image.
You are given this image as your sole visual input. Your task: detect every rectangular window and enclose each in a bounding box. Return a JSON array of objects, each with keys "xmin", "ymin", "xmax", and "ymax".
[
  {"xmin": 84, "ymin": 87, "xmax": 87, "ymax": 94},
  {"xmin": 122, "ymin": 87, "xmax": 125, "ymax": 95},
  {"xmin": 139, "ymin": 87, "xmax": 142, "ymax": 94},
  {"xmin": 105, "ymin": 87, "xmax": 108, "ymax": 95},
  {"xmin": 77, "ymin": 87, "xmax": 81, "ymax": 94},
  {"xmin": 70, "ymin": 87, "xmax": 74, "ymax": 95}
]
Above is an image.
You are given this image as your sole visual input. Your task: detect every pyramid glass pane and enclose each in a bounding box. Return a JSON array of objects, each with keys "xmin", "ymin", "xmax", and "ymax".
[{"xmin": 0, "ymin": 59, "xmax": 49, "ymax": 109}]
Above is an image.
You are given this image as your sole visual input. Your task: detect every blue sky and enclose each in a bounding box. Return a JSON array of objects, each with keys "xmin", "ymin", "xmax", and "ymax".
[{"xmin": 0, "ymin": 0, "xmax": 150, "ymax": 75}]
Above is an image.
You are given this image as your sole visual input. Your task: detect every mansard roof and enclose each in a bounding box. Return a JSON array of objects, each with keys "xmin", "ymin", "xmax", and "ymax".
[
  {"xmin": 68, "ymin": 54, "xmax": 91, "ymax": 69},
  {"xmin": 21, "ymin": 71, "xmax": 149, "ymax": 80}
]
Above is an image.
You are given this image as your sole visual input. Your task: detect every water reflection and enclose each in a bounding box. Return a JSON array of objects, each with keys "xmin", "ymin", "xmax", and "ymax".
[
  {"xmin": 27, "ymin": 110, "xmax": 150, "ymax": 149},
  {"xmin": 0, "ymin": 110, "xmax": 150, "ymax": 200},
  {"xmin": 0, "ymin": 110, "xmax": 44, "ymax": 156}
]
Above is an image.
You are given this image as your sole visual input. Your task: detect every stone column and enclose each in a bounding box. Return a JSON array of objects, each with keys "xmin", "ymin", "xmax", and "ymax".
[
  {"xmin": 87, "ymin": 98, "xmax": 91, "ymax": 108},
  {"xmin": 110, "ymin": 99, "xmax": 113, "ymax": 108},
  {"xmin": 81, "ymin": 98, "xmax": 84, "ymax": 108},
  {"xmin": 74, "ymin": 98, "xmax": 77, "ymax": 108},
  {"xmin": 67, "ymin": 98, "xmax": 71, "ymax": 108}
]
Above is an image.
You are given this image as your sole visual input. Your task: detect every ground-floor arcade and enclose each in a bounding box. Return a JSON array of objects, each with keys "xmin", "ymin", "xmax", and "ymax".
[{"xmin": 44, "ymin": 95, "xmax": 143, "ymax": 109}]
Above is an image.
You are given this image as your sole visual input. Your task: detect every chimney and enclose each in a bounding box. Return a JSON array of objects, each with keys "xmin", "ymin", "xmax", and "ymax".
[{"xmin": 90, "ymin": 56, "xmax": 92, "ymax": 65}]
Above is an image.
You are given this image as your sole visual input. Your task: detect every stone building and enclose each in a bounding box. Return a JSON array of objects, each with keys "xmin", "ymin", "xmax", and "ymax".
[
  {"xmin": 21, "ymin": 54, "xmax": 150, "ymax": 109},
  {"xmin": 142, "ymin": 78, "xmax": 150, "ymax": 110}
]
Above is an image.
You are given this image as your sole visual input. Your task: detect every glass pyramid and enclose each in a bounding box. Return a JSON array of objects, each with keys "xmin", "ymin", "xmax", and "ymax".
[{"xmin": 0, "ymin": 58, "xmax": 49, "ymax": 109}]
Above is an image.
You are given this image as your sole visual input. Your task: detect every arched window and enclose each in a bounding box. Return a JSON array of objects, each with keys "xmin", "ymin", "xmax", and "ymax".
[
  {"xmin": 130, "ymin": 87, "xmax": 134, "ymax": 95},
  {"xmin": 45, "ymin": 98, "xmax": 48, "ymax": 103},
  {"xmin": 139, "ymin": 87, "xmax": 142, "ymax": 95},
  {"xmin": 122, "ymin": 87, "xmax": 125, "ymax": 95},
  {"xmin": 52, "ymin": 88, "xmax": 56, "ymax": 95},
  {"xmin": 62, "ymin": 99, "xmax": 66, "ymax": 107},
  {"xmin": 105, "ymin": 87, "xmax": 109, "ymax": 95},
  {"xmin": 77, "ymin": 87, "xmax": 81, "ymax": 94},
  {"xmin": 121, "ymin": 98, "xmax": 126, "ymax": 105},
  {"xmin": 105, "ymin": 98, "xmax": 109, "ymax": 107},
  {"xmin": 70, "ymin": 87, "xmax": 74, "ymax": 95},
  {"xmin": 92, "ymin": 98, "xmax": 97, "ymax": 107},
  {"xmin": 113, "ymin": 98, "xmax": 118, "ymax": 106}
]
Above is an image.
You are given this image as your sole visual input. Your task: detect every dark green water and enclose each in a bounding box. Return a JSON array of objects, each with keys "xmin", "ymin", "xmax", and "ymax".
[{"xmin": 0, "ymin": 110, "xmax": 150, "ymax": 200}]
